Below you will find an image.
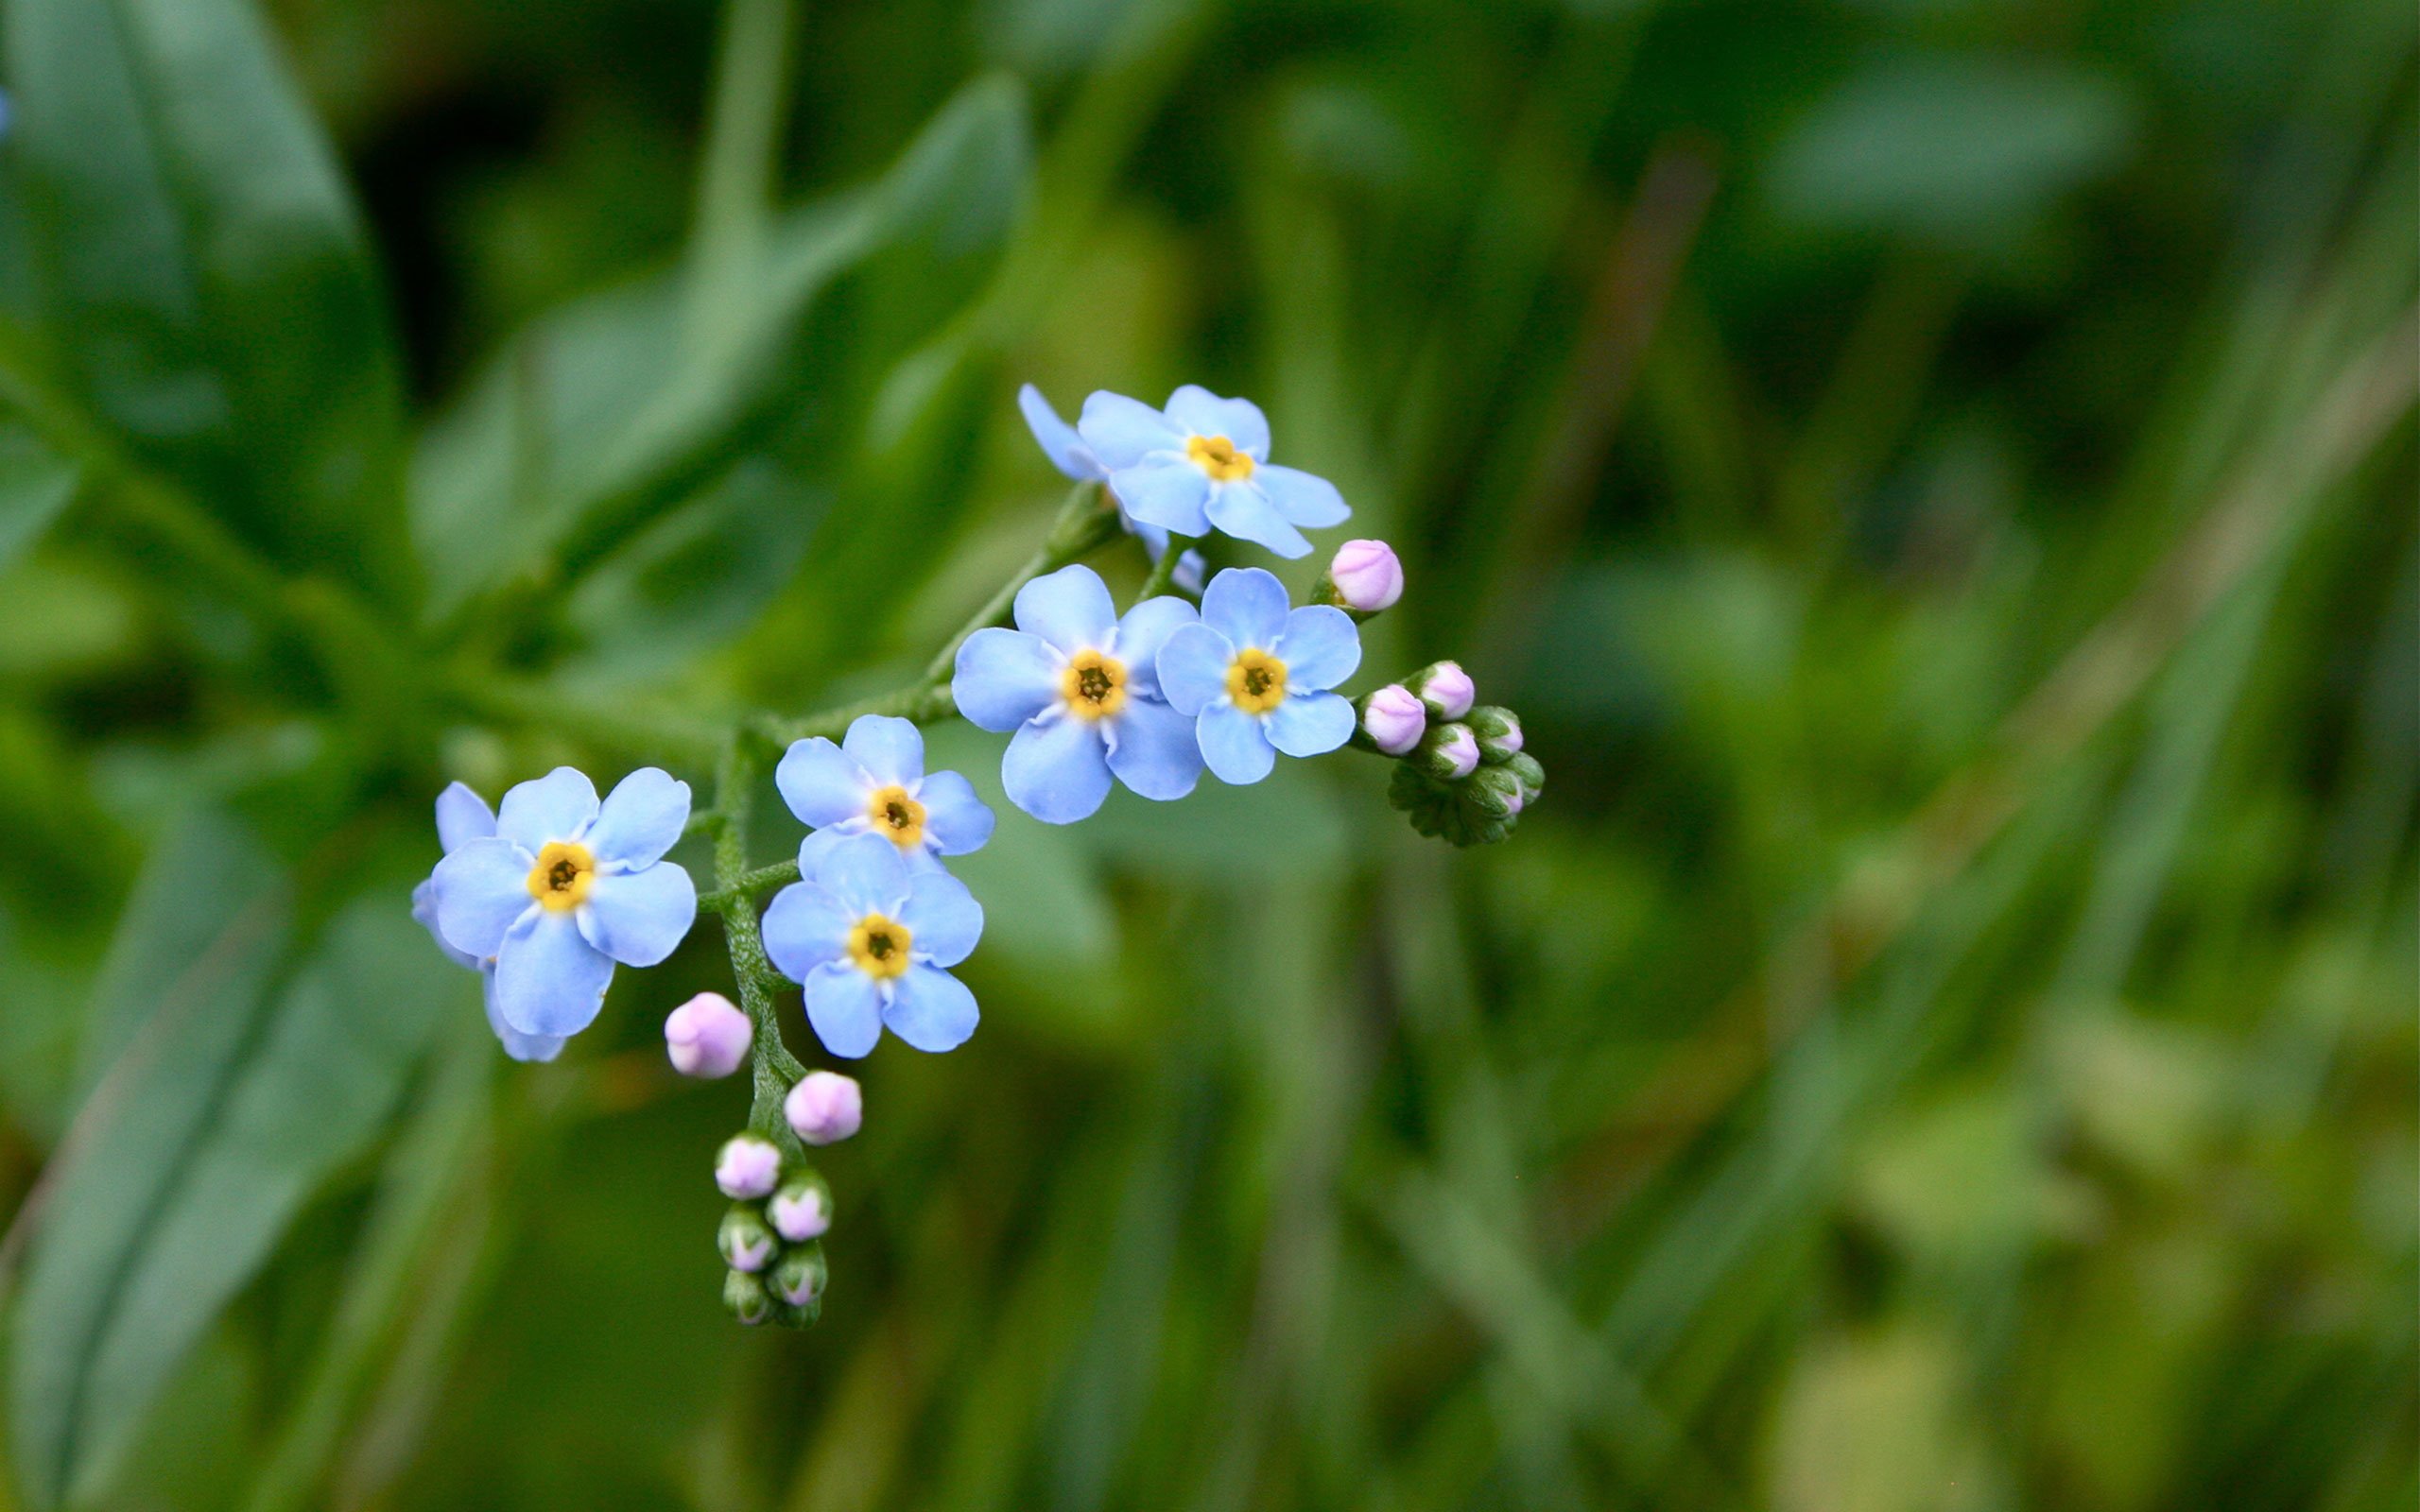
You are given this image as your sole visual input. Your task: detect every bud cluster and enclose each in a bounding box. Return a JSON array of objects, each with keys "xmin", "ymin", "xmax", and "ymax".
[
  {"xmin": 1357, "ymin": 662, "xmax": 1544, "ymax": 847},
  {"xmin": 710, "ymin": 1069, "xmax": 858, "ymax": 1327}
]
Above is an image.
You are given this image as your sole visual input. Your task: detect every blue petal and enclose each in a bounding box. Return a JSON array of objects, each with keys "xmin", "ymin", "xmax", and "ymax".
[
  {"xmin": 915, "ymin": 770, "xmax": 994, "ymax": 855},
  {"xmin": 1197, "ymin": 700, "xmax": 1277, "ymax": 785},
  {"xmin": 484, "ymin": 971, "xmax": 566, "ymax": 1062},
  {"xmin": 952, "ymin": 628, "xmax": 1062, "ymax": 733},
  {"xmin": 1078, "ymin": 389, "xmax": 1184, "ymax": 470},
  {"xmin": 842, "ymin": 715, "xmax": 924, "ymax": 788},
  {"xmin": 1003, "ymin": 713, "xmax": 1112, "ymax": 824},
  {"xmin": 1256, "ymin": 463, "xmax": 1350, "ymax": 527},
  {"xmin": 1012, "ymin": 563, "xmax": 1118, "ymax": 654},
  {"xmin": 492, "ymin": 909, "xmax": 614, "ymax": 1038},
  {"xmin": 776, "ymin": 737, "xmax": 871, "ymax": 827},
  {"xmin": 1165, "ymin": 385, "xmax": 1270, "ymax": 458},
  {"xmin": 1272, "ymin": 605, "xmax": 1361, "ymax": 691},
  {"xmin": 1105, "ymin": 696, "xmax": 1203, "ymax": 801},
  {"xmin": 881, "ymin": 965, "xmax": 978, "ymax": 1053},
  {"xmin": 434, "ymin": 782, "xmax": 495, "ymax": 853},
  {"xmin": 762, "ymin": 879, "xmax": 855, "ymax": 982},
  {"xmin": 1110, "ymin": 460, "xmax": 1211, "ymax": 538},
  {"xmin": 412, "ymin": 876, "xmax": 480, "ymax": 970},
  {"xmin": 802, "ymin": 963, "xmax": 884, "ymax": 1058},
  {"xmin": 432, "ymin": 837, "xmax": 535, "ymax": 959},
  {"xmin": 1200, "ymin": 567, "xmax": 1291, "ymax": 650},
  {"xmin": 587, "ymin": 767, "xmax": 690, "ymax": 868},
  {"xmin": 1113, "ymin": 595, "xmax": 1198, "ymax": 699},
  {"xmin": 809, "ymin": 831, "xmax": 913, "ymax": 915},
  {"xmin": 494, "ymin": 767, "xmax": 598, "ymax": 851},
  {"xmin": 1266, "ymin": 691, "xmax": 1357, "ymax": 758},
  {"xmin": 577, "ymin": 861, "xmax": 696, "ymax": 967},
  {"xmin": 1018, "ymin": 384, "xmax": 1103, "ymax": 480},
  {"xmin": 1153, "ymin": 622, "xmax": 1233, "ymax": 717},
  {"xmin": 1205, "ymin": 481, "xmax": 1313, "ymax": 558},
  {"xmin": 900, "ymin": 870, "xmax": 983, "ymax": 968}
]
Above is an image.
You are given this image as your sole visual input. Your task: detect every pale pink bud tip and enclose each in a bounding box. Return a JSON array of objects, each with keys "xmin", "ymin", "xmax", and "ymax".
[
  {"xmin": 666, "ymin": 992, "xmax": 752, "ymax": 1078},
  {"xmin": 769, "ymin": 1185, "xmax": 831, "ymax": 1242},
  {"xmin": 715, "ymin": 1135, "xmax": 782, "ymax": 1199},
  {"xmin": 1329, "ymin": 539, "xmax": 1404, "ymax": 612},
  {"xmin": 1363, "ymin": 685, "xmax": 1426, "ymax": 755},
  {"xmin": 785, "ymin": 1072, "xmax": 863, "ymax": 1145},
  {"xmin": 1439, "ymin": 727, "xmax": 1481, "ymax": 779},
  {"xmin": 1424, "ymin": 662, "xmax": 1476, "ymax": 719}
]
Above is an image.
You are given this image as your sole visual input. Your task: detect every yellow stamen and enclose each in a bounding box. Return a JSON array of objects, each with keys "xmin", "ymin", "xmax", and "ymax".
[
  {"xmin": 846, "ymin": 913, "xmax": 912, "ymax": 981},
  {"xmin": 1059, "ymin": 647, "xmax": 1129, "ymax": 722},
  {"xmin": 865, "ymin": 784, "xmax": 927, "ymax": 850},
  {"xmin": 1186, "ymin": 433, "xmax": 1255, "ymax": 483},
  {"xmin": 526, "ymin": 840, "xmax": 596, "ymax": 912},
  {"xmin": 1226, "ymin": 647, "xmax": 1288, "ymax": 714}
]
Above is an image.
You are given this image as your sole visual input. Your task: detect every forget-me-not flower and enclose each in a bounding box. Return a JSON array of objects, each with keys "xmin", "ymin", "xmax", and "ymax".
[
  {"xmin": 1020, "ymin": 384, "xmax": 1203, "ymax": 592},
  {"xmin": 412, "ymin": 782, "xmax": 569, "ymax": 1062},
  {"xmin": 1156, "ymin": 567, "xmax": 1361, "ymax": 784},
  {"xmin": 761, "ymin": 832, "xmax": 984, "ymax": 1057},
  {"xmin": 430, "ymin": 766, "xmax": 698, "ymax": 1040},
  {"xmin": 777, "ymin": 715, "xmax": 995, "ymax": 876},
  {"xmin": 952, "ymin": 563, "xmax": 1202, "ymax": 823},
  {"xmin": 1075, "ymin": 386, "xmax": 1349, "ymax": 559}
]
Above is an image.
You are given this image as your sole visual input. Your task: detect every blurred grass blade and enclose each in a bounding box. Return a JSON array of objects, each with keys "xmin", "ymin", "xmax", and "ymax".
[
  {"xmin": 0, "ymin": 0, "xmax": 409, "ymax": 605},
  {"xmin": 0, "ymin": 421, "xmax": 78, "ymax": 574}
]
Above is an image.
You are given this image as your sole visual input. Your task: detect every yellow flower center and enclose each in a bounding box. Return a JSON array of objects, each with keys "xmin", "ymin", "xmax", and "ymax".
[
  {"xmin": 846, "ymin": 913, "xmax": 912, "ymax": 980},
  {"xmin": 526, "ymin": 840, "xmax": 596, "ymax": 912},
  {"xmin": 1186, "ymin": 433, "xmax": 1255, "ymax": 483},
  {"xmin": 1226, "ymin": 647, "xmax": 1288, "ymax": 714},
  {"xmin": 1060, "ymin": 647, "xmax": 1129, "ymax": 722},
  {"xmin": 865, "ymin": 784, "xmax": 927, "ymax": 850}
]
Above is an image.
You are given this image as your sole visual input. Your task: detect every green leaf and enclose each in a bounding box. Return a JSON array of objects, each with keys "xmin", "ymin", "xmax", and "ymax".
[
  {"xmin": 9, "ymin": 824, "xmax": 458, "ymax": 1509},
  {"xmin": 2, "ymin": 0, "xmax": 409, "ymax": 603},
  {"xmin": 412, "ymin": 76, "xmax": 1031, "ymax": 620},
  {"xmin": 0, "ymin": 420, "xmax": 78, "ymax": 573}
]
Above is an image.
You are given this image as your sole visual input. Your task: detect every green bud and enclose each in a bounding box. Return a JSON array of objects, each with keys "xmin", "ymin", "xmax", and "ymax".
[
  {"xmin": 1463, "ymin": 763, "xmax": 1525, "ymax": 820},
  {"xmin": 723, "ymin": 1267, "xmax": 772, "ymax": 1326},
  {"xmin": 1464, "ymin": 706, "xmax": 1524, "ymax": 765},
  {"xmin": 1410, "ymin": 722, "xmax": 1481, "ymax": 782},
  {"xmin": 769, "ymin": 1243, "xmax": 828, "ymax": 1310},
  {"xmin": 1505, "ymin": 751, "xmax": 1545, "ymax": 800},
  {"xmin": 718, "ymin": 1204, "xmax": 778, "ymax": 1273}
]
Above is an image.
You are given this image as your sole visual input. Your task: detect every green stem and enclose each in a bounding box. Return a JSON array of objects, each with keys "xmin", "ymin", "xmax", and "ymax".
[
  {"xmin": 711, "ymin": 743, "xmax": 808, "ymax": 1145},
  {"xmin": 1135, "ymin": 532, "xmax": 1200, "ymax": 602},
  {"xmin": 700, "ymin": 859, "xmax": 800, "ymax": 914}
]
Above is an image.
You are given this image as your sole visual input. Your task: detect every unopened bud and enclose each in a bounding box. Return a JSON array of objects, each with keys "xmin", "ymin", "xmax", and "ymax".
[
  {"xmin": 769, "ymin": 1176, "xmax": 833, "ymax": 1242},
  {"xmin": 1409, "ymin": 661, "xmax": 1476, "ymax": 720},
  {"xmin": 784, "ymin": 1071, "xmax": 862, "ymax": 1145},
  {"xmin": 666, "ymin": 992, "xmax": 752, "ymax": 1078},
  {"xmin": 718, "ymin": 1204, "xmax": 777, "ymax": 1272},
  {"xmin": 1464, "ymin": 764, "xmax": 1525, "ymax": 821},
  {"xmin": 1414, "ymin": 723, "xmax": 1480, "ymax": 782},
  {"xmin": 770, "ymin": 1244, "xmax": 828, "ymax": 1309},
  {"xmin": 1506, "ymin": 751, "xmax": 1546, "ymax": 803},
  {"xmin": 1464, "ymin": 706, "xmax": 1523, "ymax": 764},
  {"xmin": 1357, "ymin": 684, "xmax": 1426, "ymax": 756},
  {"xmin": 1318, "ymin": 539, "xmax": 1404, "ymax": 615},
  {"xmin": 723, "ymin": 1267, "xmax": 772, "ymax": 1326},
  {"xmin": 715, "ymin": 1133, "xmax": 782, "ymax": 1199}
]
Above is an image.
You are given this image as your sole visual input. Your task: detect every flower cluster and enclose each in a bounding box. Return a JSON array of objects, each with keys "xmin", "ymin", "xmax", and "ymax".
[{"xmin": 410, "ymin": 381, "xmax": 1537, "ymax": 1329}]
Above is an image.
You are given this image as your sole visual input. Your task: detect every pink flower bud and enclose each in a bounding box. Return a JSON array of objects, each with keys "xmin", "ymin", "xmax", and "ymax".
[
  {"xmin": 1416, "ymin": 661, "xmax": 1476, "ymax": 720},
  {"xmin": 785, "ymin": 1071, "xmax": 862, "ymax": 1145},
  {"xmin": 1362, "ymin": 685, "xmax": 1426, "ymax": 755},
  {"xmin": 769, "ymin": 1181, "xmax": 831, "ymax": 1242},
  {"xmin": 715, "ymin": 1134, "xmax": 782, "ymax": 1199},
  {"xmin": 1429, "ymin": 725, "xmax": 1480, "ymax": 780},
  {"xmin": 665, "ymin": 992, "xmax": 752, "ymax": 1078},
  {"xmin": 1327, "ymin": 539, "xmax": 1404, "ymax": 612}
]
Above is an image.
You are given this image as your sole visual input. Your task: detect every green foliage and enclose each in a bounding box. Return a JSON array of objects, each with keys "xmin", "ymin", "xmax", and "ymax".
[{"xmin": 0, "ymin": 0, "xmax": 2411, "ymax": 1507}]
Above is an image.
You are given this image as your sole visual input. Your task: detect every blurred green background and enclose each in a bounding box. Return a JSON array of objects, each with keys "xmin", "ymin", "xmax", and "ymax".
[{"xmin": 0, "ymin": 0, "xmax": 2411, "ymax": 1507}]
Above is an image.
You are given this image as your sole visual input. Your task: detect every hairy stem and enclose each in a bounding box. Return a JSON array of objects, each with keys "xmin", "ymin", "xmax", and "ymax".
[{"xmin": 709, "ymin": 743, "xmax": 808, "ymax": 1147}]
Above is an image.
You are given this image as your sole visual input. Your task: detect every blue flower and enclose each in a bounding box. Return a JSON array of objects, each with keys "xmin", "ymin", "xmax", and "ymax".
[
  {"xmin": 761, "ymin": 832, "xmax": 983, "ymax": 1057},
  {"xmin": 1019, "ymin": 384, "xmax": 1203, "ymax": 591},
  {"xmin": 1156, "ymin": 567, "xmax": 1361, "ymax": 784},
  {"xmin": 412, "ymin": 782, "xmax": 568, "ymax": 1062},
  {"xmin": 952, "ymin": 563, "xmax": 1204, "ymax": 823},
  {"xmin": 429, "ymin": 766, "xmax": 699, "ymax": 1040},
  {"xmin": 777, "ymin": 715, "xmax": 996, "ymax": 876},
  {"xmin": 1075, "ymin": 385, "xmax": 1349, "ymax": 559}
]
